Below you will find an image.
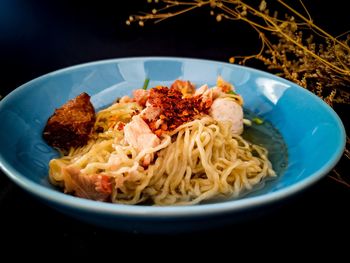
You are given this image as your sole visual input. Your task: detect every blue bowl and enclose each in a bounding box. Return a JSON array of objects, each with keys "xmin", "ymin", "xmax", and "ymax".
[{"xmin": 0, "ymin": 57, "xmax": 345, "ymax": 233}]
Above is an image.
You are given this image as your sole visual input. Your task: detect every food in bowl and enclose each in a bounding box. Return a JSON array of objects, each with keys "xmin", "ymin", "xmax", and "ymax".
[{"xmin": 44, "ymin": 77, "xmax": 278, "ymax": 205}]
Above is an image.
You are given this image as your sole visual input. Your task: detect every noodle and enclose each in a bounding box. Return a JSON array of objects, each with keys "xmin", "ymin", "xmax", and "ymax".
[{"xmin": 49, "ymin": 99, "xmax": 275, "ymax": 205}]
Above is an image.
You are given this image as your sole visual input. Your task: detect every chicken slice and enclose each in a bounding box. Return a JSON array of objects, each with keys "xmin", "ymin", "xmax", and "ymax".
[
  {"xmin": 63, "ymin": 166, "xmax": 112, "ymax": 201},
  {"xmin": 132, "ymin": 89, "xmax": 149, "ymax": 106},
  {"xmin": 195, "ymin": 84, "xmax": 208, "ymax": 95},
  {"xmin": 140, "ymin": 103, "xmax": 161, "ymax": 122},
  {"xmin": 124, "ymin": 115, "xmax": 161, "ymax": 165}
]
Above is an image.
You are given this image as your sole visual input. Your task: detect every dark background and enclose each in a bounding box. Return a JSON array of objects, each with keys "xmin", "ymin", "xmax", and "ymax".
[{"xmin": 0, "ymin": 0, "xmax": 349, "ymax": 258}]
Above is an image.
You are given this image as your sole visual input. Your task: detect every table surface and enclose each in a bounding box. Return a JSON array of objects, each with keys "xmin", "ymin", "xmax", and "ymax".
[{"xmin": 0, "ymin": 0, "xmax": 349, "ymax": 257}]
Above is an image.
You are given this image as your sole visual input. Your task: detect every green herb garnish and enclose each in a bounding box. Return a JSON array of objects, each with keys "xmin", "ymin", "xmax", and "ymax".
[
  {"xmin": 252, "ymin": 117, "xmax": 264, "ymax": 125},
  {"xmin": 143, "ymin": 78, "xmax": 150, "ymax": 90},
  {"xmin": 227, "ymin": 90, "xmax": 237, "ymax": 95}
]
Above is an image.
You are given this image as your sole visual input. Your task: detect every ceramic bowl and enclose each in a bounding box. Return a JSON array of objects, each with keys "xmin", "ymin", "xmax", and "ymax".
[{"xmin": 0, "ymin": 57, "xmax": 345, "ymax": 233}]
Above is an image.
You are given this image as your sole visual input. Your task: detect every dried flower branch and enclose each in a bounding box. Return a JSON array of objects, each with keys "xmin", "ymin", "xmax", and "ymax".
[
  {"xmin": 127, "ymin": 0, "xmax": 350, "ymax": 105},
  {"xmin": 128, "ymin": 0, "xmax": 350, "ymax": 187}
]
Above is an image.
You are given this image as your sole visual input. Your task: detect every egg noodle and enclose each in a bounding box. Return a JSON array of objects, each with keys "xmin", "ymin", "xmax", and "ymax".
[{"xmin": 49, "ymin": 91, "xmax": 275, "ymax": 205}]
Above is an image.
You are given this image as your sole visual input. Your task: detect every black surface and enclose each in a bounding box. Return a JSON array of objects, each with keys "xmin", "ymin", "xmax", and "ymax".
[{"xmin": 1, "ymin": 0, "xmax": 349, "ymax": 257}]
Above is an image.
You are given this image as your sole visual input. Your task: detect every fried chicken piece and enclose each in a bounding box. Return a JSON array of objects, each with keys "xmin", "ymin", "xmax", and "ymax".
[
  {"xmin": 171, "ymin": 80, "xmax": 195, "ymax": 97},
  {"xmin": 43, "ymin": 92, "xmax": 95, "ymax": 151}
]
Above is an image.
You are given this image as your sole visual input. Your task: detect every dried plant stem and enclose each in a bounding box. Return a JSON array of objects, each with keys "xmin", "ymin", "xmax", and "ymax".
[
  {"xmin": 277, "ymin": 0, "xmax": 349, "ymax": 51},
  {"xmin": 329, "ymin": 169, "xmax": 350, "ymax": 188},
  {"xmin": 216, "ymin": 0, "xmax": 350, "ymax": 77}
]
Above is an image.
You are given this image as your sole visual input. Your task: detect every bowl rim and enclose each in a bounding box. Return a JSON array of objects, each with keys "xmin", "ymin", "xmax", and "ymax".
[{"xmin": 0, "ymin": 56, "xmax": 346, "ymax": 218}]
